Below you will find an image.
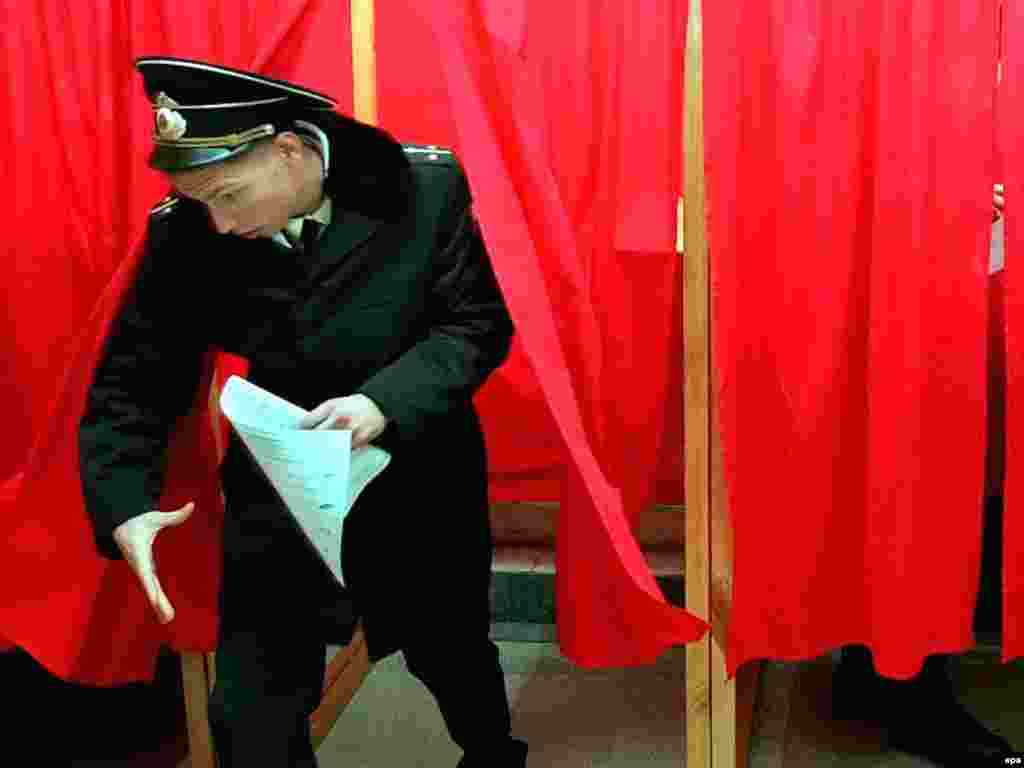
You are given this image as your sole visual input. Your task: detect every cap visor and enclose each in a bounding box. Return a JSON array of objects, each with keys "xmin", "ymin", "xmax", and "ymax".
[{"xmin": 149, "ymin": 143, "xmax": 255, "ymax": 172}]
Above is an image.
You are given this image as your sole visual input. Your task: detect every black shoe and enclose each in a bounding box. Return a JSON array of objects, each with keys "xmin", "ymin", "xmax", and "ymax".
[
  {"xmin": 886, "ymin": 700, "xmax": 1014, "ymax": 767},
  {"xmin": 457, "ymin": 738, "xmax": 528, "ymax": 767}
]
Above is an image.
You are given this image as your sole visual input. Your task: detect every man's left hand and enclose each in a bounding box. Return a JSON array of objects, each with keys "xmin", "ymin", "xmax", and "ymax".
[{"xmin": 299, "ymin": 394, "xmax": 389, "ymax": 448}]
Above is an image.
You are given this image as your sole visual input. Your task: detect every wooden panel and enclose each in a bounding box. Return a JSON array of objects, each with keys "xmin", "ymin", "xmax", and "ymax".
[
  {"xmin": 311, "ymin": 627, "xmax": 372, "ymax": 748},
  {"xmin": 684, "ymin": 0, "xmax": 711, "ymax": 765}
]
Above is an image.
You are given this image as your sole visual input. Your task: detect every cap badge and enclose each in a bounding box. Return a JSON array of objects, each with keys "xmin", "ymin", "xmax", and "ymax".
[{"xmin": 154, "ymin": 92, "xmax": 187, "ymax": 141}]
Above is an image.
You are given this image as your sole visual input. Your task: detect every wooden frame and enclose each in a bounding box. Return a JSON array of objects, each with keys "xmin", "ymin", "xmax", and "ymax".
[{"xmin": 683, "ymin": 0, "xmax": 760, "ymax": 766}]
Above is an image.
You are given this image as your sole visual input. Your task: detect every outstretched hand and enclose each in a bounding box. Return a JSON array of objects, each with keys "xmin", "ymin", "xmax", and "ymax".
[{"xmin": 112, "ymin": 502, "xmax": 194, "ymax": 624}]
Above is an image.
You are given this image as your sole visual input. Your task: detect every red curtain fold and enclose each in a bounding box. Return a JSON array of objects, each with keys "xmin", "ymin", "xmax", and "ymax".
[{"xmin": 705, "ymin": 0, "xmax": 1000, "ymax": 678}]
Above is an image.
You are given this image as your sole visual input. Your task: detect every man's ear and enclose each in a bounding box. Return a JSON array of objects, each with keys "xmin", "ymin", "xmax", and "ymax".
[{"xmin": 272, "ymin": 131, "xmax": 305, "ymax": 162}]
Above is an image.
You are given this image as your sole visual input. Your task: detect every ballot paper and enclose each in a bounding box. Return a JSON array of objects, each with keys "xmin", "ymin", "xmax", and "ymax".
[{"xmin": 218, "ymin": 375, "xmax": 391, "ymax": 587}]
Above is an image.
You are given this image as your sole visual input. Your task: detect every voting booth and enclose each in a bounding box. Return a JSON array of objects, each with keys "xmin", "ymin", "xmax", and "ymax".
[{"xmin": 1, "ymin": 2, "xmax": 1018, "ymax": 768}]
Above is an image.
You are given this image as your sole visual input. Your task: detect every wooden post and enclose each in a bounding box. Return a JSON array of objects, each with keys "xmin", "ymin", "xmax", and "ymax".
[
  {"xmin": 179, "ymin": 653, "xmax": 217, "ymax": 768},
  {"xmin": 683, "ymin": 1, "xmax": 760, "ymax": 766},
  {"xmin": 684, "ymin": 0, "xmax": 712, "ymax": 762},
  {"xmin": 351, "ymin": 0, "xmax": 378, "ymax": 125}
]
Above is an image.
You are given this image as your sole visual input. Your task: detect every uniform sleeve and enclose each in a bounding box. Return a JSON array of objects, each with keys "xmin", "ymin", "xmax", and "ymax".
[
  {"xmin": 78, "ymin": 209, "xmax": 210, "ymax": 559},
  {"xmin": 357, "ymin": 163, "xmax": 515, "ymax": 441}
]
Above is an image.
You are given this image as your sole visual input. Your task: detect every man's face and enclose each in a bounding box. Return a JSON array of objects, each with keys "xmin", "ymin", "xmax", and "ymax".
[{"xmin": 170, "ymin": 140, "xmax": 299, "ymax": 239}]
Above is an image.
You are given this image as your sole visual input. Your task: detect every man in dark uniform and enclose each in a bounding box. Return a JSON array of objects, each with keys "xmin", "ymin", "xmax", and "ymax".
[{"xmin": 77, "ymin": 57, "xmax": 528, "ymax": 767}]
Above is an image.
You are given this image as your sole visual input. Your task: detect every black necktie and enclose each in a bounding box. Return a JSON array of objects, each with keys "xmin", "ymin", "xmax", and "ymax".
[{"xmin": 298, "ymin": 218, "xmax": 321, "ymax": 272}]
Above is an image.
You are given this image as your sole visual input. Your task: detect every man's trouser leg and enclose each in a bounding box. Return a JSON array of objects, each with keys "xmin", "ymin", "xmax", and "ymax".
[
  {"xmin": 209, "ymin": 501, "xmax": 333, "ymax": 768},
  {"xmin": 394, "ymin": 563, "xmax": 525, "ymax": 768},
  {"xmin": 403, "ymin": 633, "xmax": 516, "ymax": 758},
  {"xmin": 208, "ymin": 628, "xmax": 326, "ymax": 768}
]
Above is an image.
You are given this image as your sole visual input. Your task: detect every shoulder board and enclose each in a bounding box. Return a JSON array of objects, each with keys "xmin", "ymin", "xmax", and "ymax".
[
  {"xmin": 402, "ymin": 144, "xmax": 456, "ymax": 165},
  {"xmin": 150, "ymin": 195, "xmax": 180, "ymax": 218}
]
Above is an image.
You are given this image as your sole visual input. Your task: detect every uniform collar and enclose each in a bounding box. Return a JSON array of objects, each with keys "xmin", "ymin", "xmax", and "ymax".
[{"xmin": 274, "ymin": 194, "xmax": 333, "ymax": 249}]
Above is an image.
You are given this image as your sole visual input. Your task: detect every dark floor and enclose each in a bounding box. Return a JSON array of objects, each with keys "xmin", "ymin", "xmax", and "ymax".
[{"xmin": 8, "ymin": 540, "xmax": 1021, "ymax": 767}]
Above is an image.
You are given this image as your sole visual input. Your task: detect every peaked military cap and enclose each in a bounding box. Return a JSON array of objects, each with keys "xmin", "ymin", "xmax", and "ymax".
[{"xmin": 135, "ymin": 56, "xmax": 340, "ymax": 172}]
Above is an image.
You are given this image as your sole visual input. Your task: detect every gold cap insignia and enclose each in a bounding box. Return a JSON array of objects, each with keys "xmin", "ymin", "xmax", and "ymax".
[
  {"xmin": 153, "ymin": 92, "xmax": 187, "ymax": 141},
  {"xmin": 155, "ymin": 107, "xmax": 187, "ymax": 141}
]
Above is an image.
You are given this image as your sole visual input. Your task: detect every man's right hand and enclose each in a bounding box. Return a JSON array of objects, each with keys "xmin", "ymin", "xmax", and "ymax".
[{"xmin": 112, "ymin": 502, "xmax": 194, "ymax": 624}]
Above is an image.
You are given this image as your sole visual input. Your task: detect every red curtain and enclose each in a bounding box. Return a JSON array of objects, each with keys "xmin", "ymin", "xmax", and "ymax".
[
  {"xmin": 704, "ymin": 1, "xmax": 1001, "ymax": 678},
  {"xmin": 1, "ymin": 0, "xmax": 704, "ymax": 682}
]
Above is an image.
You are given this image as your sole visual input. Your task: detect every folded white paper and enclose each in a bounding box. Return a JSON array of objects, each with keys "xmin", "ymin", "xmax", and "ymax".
[{"xmin": 218, "ymin": 375, "xmax": 391, "ymax": 587}]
